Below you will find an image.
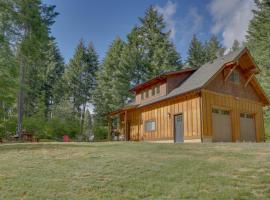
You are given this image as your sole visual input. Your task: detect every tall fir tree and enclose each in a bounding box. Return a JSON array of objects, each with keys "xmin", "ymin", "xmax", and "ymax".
[
  {"xmin": 43, "ymin": 40, "xmax": 65, "ymax": 119},
  {"xmin": 120, "ymin": 27, "xmax": 148, "ymax": 86},
  {"xmin": 246, "ymin": 0, "xmax": 270, "ymax": 136},
  {"xmin": 0, "ymin": 25, "xmax": 18, "ymax": 137},
  {"xmin": 231, "ymin": 40, "xmax": 241, "ymax": 52},
  {"xmin": 187, "ymin": 35, "xmax": 205, "ymax": 68},
  {"xmin": 66, "ymin": 40, "xmax": 98, "ymax": 135},
  {"xmin": 0, "ymin": 0, "xmax": 58, "ymax": 136},
  {"xmin": 130, "ymin": 6, "xmax": 182, "ymax": 81},
  {"xmin": 93, "ymin": 6, "xmax": 183, "ymax": 136},
  {"xmin": 204, "ymin": 35, "xmax": 224, "ymax": 62},
  {"xmin": 93, "ymin": 38, "xmax": 125, "ymax": 125}
]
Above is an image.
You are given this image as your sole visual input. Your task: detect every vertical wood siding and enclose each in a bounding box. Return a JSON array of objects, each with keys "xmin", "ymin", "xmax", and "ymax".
[
  {"xmin": 127, "ymin": 94, "xmax": 201, "ymax": 141},
  {"xmin": 205, "ymin": 68, "xmax": 260, "ymax": 102},
  {"xmin": 201, "ymin": 89, "xmax": 265, "ymax": 142},
  {"xmin": 135, "ymin": 82, "xmax": 167, "ymax": 105}
]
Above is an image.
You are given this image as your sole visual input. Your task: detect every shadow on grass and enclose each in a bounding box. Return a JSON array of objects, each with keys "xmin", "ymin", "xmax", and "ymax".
[{"xmin": 0, "ymin": 141, "xmax": 127, "ymax": 152}]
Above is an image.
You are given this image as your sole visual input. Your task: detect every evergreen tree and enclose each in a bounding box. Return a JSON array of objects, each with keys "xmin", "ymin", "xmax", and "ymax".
[
  {"xmin": 187, "ymin": 35, "xmax": 205, "ymax": 68},
  {"xmin": 231, "ymin": 40, "xmax": 241, "ymax": 52},
  {"xmin": 204, "ymin": 35, "xmax": 224, "ymax": 62},
  {"xmin": 246, "ymin": 0, "xmax": 270, "ymax": 136},
  {"xmin": 0, "ymin": 29, "xmax": 18, "ymax": 108},
  {"xmin": 93, "ymin": 6, "xmax": 183, "ymax": 137},
  {"xmin": 93, "ymin": 38, "xmax": 125, "ymax": 125},
  {"xmin": 43, "ymin": 40, "xmax": 65, "ymax": 119},
  {"xmin": 66, "ymin": 40, "xmax": 98, "ymax": 135},
  {"xmin": 138, "ymin": 6, "xmax": 182, "ymax": 79},
  {"xmin": 0, "ymin": 0, "xmax": 58, "ymax": 136},
  {"xmin": 0, "ymin": 30, "xmax": 18, "ymax": 138},
  {"xmin": 120, "ymin": 27, "xmax": 148, "ymax": 85}
]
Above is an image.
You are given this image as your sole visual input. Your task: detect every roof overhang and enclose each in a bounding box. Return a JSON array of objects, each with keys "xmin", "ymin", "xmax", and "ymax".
[
  {"xmin": 203, "ymin": 47, "xmax": 270, "ymax": 106},
  {"xmin": 129, "ymin": 68, "xmax": 196, "ymax": 93},
  {"xmin": 233, "ymin": 48, "xmax": 269, "ymax": 105},
  {"xmin": 108, "ymin": 104, "xmax": 138, "ymax": 116}
]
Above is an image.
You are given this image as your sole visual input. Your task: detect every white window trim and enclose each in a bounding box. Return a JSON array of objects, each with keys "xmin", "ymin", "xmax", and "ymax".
[{"xmin": 144, "ymin": 120, "xmax": 156, "ymax": 132}]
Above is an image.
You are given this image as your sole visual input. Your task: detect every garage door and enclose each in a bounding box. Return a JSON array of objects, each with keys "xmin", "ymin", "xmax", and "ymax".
[
  {"xmin": 212, "ymin": 108, "xmax": 232, "ymax": 142},
  {"xmin": 240, "ymin": 113, "xmax": 256, "ymax": 142}
]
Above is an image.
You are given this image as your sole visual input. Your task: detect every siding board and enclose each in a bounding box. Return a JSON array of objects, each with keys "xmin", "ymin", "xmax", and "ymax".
[
  {"xmin": 121, "ymin": 89, "xmax": 265, "ymax": 142},
  {"xmin": 201, "ymin": 89, "xmax": 265, "ymax": 142},
  {"xmin": 126, "ymin": 94, "xmax": 201, "ymax": 141}
]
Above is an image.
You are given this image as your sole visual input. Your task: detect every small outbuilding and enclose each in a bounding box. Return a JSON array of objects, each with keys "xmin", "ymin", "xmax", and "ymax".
[{"xmin": 108, "ymin": 48, "xmax": 269, "ymax": 143}]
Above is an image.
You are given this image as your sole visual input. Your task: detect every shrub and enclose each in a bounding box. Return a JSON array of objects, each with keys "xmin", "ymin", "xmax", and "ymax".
[
  {"xmin": 23, "ymin": 116, "xmax": 80, "ymax": 140},
  {"xmin": 0, "ymin": 117, "xmax": 17, "ymax": 138},
  {"xmin": 45, "ymin": 118, "xmax": 80, "ymax": 139},
  {"xmin": 23, "ymin": 117, "xmax": 46, "ymax": 138},
  {"xmin": 92, "ymin": 122, "xmax": 107, "ymax": 141}
]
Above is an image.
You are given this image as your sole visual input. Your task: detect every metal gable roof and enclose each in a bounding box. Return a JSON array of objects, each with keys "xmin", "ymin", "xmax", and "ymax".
[
  {"xmin": 111, "ymin": 47, "xmax": 269, "ymax": 113},
  {"xmin": 138, "ymin": 47, "xmax": 247, "ymax": 108},
  {"xmin": 166, "ymin": 47, "xmax": 246, "ymax": 99}
]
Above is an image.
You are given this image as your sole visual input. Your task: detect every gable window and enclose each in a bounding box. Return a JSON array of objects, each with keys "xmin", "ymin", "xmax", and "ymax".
[
  {"xmin": 141, "ymin": 92, "xmax": 144, "ymax": 100},
  {"xmin": 156, "ymin": 85, "xmax": 160, "ymax": 94},
  {"xmin": 229, "ymin": 70, "xmax": 240, "ymax": 84},
  {"xmin": 152, "ymin": 87, "xmax": 155, "ymax": 96},
  {"xmin": 145, "ymin": 120, "xmax": 156, "ymax": 132}
]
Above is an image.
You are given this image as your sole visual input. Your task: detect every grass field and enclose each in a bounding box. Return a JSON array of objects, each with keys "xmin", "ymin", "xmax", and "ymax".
[{"xmin": 0, "ymin": 142, "xmax": 270, "ymax": 200}]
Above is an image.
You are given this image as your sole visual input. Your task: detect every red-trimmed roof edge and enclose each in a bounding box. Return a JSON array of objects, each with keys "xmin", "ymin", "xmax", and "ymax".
[{"xmin": 129, "ymin": 68, "xmax": 196, "ymax": 92}]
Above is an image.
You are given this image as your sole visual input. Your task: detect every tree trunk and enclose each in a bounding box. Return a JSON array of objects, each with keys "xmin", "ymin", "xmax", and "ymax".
[
  {"xmin": 17, "ymin": 60, "xmax": 25, "ymax": 137},
  {"xmin": 80, "ymin": 103, "xmax": 86, "ymax": 136}
]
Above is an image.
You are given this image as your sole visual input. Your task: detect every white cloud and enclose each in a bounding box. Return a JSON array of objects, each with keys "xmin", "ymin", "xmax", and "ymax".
[
  {"xmin": 208, "ymin": 0, "xmax": 256, "ymax": 52},
  {"xmin": 187, "ymin": 7, "xmax": 203, "ymax": 34},
  {"xmin": 176, "ymin": 6, "xmax": 204, "ymax": 52},
  {"xmin": 155, "ymin": 1, "xmax": 177, "ymax": 40}
]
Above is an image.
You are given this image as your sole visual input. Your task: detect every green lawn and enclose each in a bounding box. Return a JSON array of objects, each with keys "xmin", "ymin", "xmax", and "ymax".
[{"xmin": 0, "ymin": 142, "xmax": 270, "ymax": 200}]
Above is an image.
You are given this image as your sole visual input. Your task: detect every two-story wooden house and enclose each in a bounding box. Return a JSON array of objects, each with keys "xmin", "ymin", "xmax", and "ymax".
[{"xmin": 108, "ymin": 48, "xmax": 269, "ymax": 142}]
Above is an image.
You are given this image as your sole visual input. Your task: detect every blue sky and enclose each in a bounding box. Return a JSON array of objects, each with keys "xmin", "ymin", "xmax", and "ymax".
[{"xmin": 43, "ymin": 0, "xmax": 255, "ymax": 63}]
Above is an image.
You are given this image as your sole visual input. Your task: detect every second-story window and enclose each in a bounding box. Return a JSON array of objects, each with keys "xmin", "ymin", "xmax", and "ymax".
[
  {"xmin": 156, "ymin": 85, "xmax": 160, "ymax": 94},
  {"xmin": 141, "ymin": 92, "xmax": 144, "ymax": 100},
  {"xmin": 145, "ymin": 90, "xmax": 149, "ymax": 98},
  {"xmin": 152, "ymin": 87, "xmax": 155, "ymax": 96}
]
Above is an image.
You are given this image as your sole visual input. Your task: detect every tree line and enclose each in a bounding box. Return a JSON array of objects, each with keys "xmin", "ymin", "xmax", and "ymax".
[{"xmin": 0, "ymin": 0, "xmax": 269, "ymax": 140}]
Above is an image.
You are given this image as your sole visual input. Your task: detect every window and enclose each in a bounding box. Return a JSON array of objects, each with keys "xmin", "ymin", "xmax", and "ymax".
[
  {"xmin": 145, "ymin": 120, "xmax": 156, "ymax": 132},
  {"xmin": 141, "ymin": 92, "xmax": 144, "ymax": 100},
  {"xmin": 145, "ymin": 90, "xmax": 149, "ymax": 98},
  {"xmin": 229, "ymin": 70, "xmax": 240, "ymax": 84},
  {"xmin": 152, "ymin": 87, "xmax": 155, "ymax": 96},
  {"xmin": 212, "ymin": 108, "xmax": 230, "ymax": 115},
  {"xmin": 156, "ymin": 85, "xmax": 160, "ymax": 94},
  {"xmin": 240, "ymin": 113, "xmax": 254, "ymax": 119}
]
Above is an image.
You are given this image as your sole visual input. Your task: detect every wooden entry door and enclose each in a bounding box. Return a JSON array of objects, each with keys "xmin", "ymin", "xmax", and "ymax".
[
  {"xmin": 174, "ymin": 114, "xmax": 184, "ymax": 143},
  {"xmin": 240, "ymin": 113, "xmax": 256, "ymax": 142}
]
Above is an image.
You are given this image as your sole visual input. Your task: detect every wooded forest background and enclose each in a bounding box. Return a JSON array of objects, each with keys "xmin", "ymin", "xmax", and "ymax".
[{"xmin": 0, "ymin": 0, "xmax": 269, "ymax": 141}]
